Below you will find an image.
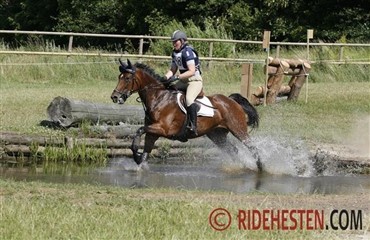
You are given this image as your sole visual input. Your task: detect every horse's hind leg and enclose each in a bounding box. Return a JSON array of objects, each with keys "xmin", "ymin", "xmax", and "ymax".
[
  {"xmin": 227, "ymin": 123, "xmax": 263, "ymax": 172},
  {"xmin": 206, "ymin": 128, "xmax": 239, "ymax": 159}
]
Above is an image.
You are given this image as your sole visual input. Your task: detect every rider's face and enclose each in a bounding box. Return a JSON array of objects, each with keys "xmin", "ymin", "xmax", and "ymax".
[{"xmin": 172, "ymin": 39, "xmax": 182, "ymax": 51}]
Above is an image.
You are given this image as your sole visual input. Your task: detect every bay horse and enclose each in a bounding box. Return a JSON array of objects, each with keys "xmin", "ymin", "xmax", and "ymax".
[{"xmin": 111, "ymin": 59, "xmax": 262, "ymax": 171}]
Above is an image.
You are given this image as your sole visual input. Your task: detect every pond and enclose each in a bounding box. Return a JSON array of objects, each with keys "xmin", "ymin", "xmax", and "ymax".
[{"xmin": 1, "ymin": 156, "xmax": 369, "ymax": 195}]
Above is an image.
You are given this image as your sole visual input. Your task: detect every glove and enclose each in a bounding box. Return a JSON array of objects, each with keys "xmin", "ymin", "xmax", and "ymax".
[
  {"xmin": 168, "ymin": 75, "xmax": 179, "ymax": 83},
  {"xmin": 162, "ymin": 75, "xmax": 179, "ymax": 87}
]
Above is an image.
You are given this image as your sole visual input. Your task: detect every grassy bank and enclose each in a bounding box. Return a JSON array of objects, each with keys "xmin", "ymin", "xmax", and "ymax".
[{"xmin": 1, "ymin": 179, "xmax": 369, "ymax": 239}]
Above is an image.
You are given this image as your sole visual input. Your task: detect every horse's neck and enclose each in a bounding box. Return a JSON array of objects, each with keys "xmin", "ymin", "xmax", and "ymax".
[{"xmin": 139, "ymin": 88, "xmax": 169, "ymax": 109}]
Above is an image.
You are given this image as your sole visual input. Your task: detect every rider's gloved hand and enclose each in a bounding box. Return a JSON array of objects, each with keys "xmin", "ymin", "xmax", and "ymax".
[
  {"xmin": 162, "ymin": 75, "xmax": 179, "ymax": 88},
  {"xmin": 168, "ymin": 75, "xmax": 179, "ymax": 83}
]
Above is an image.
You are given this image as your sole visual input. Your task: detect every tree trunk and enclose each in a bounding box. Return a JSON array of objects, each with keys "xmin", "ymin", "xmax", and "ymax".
[{"xmin": 47, "ymin": 96, "xmax": 144, "ymax": 127}]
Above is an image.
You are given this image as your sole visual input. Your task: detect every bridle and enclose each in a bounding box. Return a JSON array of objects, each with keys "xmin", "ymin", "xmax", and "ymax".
[
  {"xmin": 114, "ymin": 71, "xmax": 139, "ymax": 103},
  {"xmin": 113, "ymin": 59, "xmax": 166, "ymax": 104}
]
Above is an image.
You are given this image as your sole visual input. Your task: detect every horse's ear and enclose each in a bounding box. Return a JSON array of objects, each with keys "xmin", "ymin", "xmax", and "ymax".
[
  {"xmin": 118, "ymin": 58, "xmax": 126, "ymax": 73},
  {"xmin": 127, "ymin": 59, "xmax": 132, "ymax": 68},
  {"xmin": 119, "ymin": 58, "xmax": 125, "ymax": 67},
  {"xmin": 126, "ymin": 59, "xmax": 136, "ymax": 73}
]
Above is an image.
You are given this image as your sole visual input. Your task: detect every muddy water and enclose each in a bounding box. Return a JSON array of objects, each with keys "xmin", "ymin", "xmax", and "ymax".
[{"xmin": 1, "ymin": 156, "xmax": 369, "ymax": 194}]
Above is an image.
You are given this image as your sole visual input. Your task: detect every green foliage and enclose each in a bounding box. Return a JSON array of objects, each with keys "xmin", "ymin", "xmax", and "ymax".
[
  {"xmin": 43, "ymin": 143, "xmax": 107, "ymax": 166},
  {"xmin": 1, "ymin": 0, "xmax": 368, "ymax": 48},
  {"xmin": 146, "ymin": 18, "xmax": 235, "ymax": 58}
]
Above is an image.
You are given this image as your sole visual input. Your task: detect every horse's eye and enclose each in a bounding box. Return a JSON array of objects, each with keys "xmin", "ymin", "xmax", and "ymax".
[{"xmin": 125, "ymin": 77, "xmax": 131, "ymax": 82}]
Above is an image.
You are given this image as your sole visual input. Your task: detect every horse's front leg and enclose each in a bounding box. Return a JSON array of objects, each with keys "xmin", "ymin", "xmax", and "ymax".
[
  {"xmin": 130, "ymin": 126, "xmax": 145, "ymax": 165},
  {"xmin": 133, "ymin": 123, "xmax": 164, "ymax": 167},
  {"xmin": 136, "ymin": 133, "xmax": 159, "ymax": 169}
]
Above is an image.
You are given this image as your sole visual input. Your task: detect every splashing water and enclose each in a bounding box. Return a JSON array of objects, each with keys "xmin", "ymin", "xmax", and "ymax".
[{"xmin": 222, "ymin": 135, "xmax": 315, "ymax": 177}]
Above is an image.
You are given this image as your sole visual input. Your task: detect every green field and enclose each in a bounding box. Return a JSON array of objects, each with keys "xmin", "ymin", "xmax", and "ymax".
[
  {"xmin": 1, "ymin": 179, "xmax": 369, "ymax": 239},
  {"xmin": 0, "ymin": 54, "xmax": 369, "ymax": 144}
]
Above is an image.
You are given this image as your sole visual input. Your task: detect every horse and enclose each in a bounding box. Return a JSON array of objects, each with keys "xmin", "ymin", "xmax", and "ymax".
[{"xmin": 111, "ymin": 59, "xmax": 262, "ymax": 171}]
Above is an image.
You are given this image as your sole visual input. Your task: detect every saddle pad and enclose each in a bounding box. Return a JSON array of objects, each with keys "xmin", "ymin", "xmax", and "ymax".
[{"xmin": 176, "ymin": 92, "xmax": 214, "ymax": 117}]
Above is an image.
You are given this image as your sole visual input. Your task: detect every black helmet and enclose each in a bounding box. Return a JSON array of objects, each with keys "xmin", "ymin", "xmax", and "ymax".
[{"xmin": 171, "ymin": 30, "xmax": 187, "ymax": 42}]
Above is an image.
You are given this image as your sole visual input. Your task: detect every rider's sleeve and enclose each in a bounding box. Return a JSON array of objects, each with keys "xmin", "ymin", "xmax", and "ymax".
[
  {"xmin": 184, "ymin": 48, "xmax": 196, "ymax": 61},
  {"xmin": 184, "ymin": 48, "xmax": 196, "ymax": 66}
]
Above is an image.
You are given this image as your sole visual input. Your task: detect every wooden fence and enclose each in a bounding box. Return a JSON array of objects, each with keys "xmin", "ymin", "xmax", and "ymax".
[{"xmin": 0, "ymin": 30, "xmax": 369, "ymax": 64}]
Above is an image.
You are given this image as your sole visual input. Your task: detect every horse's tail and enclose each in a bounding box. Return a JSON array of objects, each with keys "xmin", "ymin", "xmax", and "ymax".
[{"xmin": 229, "ymin": 93, "xmax": 259, "ymax": 128}]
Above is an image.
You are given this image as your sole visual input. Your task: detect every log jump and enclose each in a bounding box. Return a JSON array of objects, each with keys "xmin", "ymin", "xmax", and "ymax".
[
  {"xmin": 47, "ymin": 96, "xmax": 145, "ymax": 127},
  {"xmin": 246, "ymin": 57, "xmax": 311, "ymax": 105}
]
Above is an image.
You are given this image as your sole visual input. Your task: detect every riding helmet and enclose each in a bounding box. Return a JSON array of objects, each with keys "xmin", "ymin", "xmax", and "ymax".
[{"xmin": 171, "ymin": 30, "xmax": 187, "ymax": 42}]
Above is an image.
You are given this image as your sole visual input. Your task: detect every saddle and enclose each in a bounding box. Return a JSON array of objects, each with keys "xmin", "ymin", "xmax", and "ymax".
[{"xmin": 176, "ymin": 92, "xmax": 214, "ymax": 117}]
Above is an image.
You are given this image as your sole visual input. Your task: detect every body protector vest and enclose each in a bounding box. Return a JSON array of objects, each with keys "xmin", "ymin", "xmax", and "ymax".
[{"xmin": 171, "ymin": 44, "xmax": 201, "ymax": 75}]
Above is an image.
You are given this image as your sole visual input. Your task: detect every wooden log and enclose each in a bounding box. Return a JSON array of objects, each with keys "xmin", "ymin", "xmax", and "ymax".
[
  {"xmin": 47, "ymin": 96, "xmax": 144, "ymax": 127},
  {"xmin": 252, "ymin": 85, "xmax": 291, "ymax": 98},
  {"xmin": 1, "ymin": 144, "xmax": 219, "ymax": 160},
  {"xmin": 288, "ymin": 67, "xmax": 311, "ymax": 101},
  {"xmin": 0, "ymin": 132, "xmax": 64, "ymax": 146},
  {"xmin": 67, "ymin": 124, "xmax": 141, "ymax": 139},
  {"xmin": 268, "ymin": 66, "xmax": 301, "ymax": 76},
  {"xmin": 266, "ymin": 64, "xmax": 287, "ymax": 104},
  {"xmin": 267, "ymin": 57, "xmax": 311, "ymax": 69},
  {"xmin": 0, "ymin": 131, "xmax": 215, "ymax": 150},
  {"xmin": 277, "ymin": 85, "xmax": 291, "ymax": 97}
]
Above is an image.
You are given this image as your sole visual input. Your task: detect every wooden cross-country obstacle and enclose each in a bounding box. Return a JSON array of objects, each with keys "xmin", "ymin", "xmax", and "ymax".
[
  {"xmin": 47, "ymin": 96, "xmax": 144, "ymax": 127},
  {"xmin": 242, "ymin": 57, "xmax": 311, "ymax": 105}
]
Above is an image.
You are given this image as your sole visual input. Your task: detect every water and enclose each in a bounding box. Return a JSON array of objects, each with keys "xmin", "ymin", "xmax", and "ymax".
[
  {"xmin": 1, "ymin": 157, "xmax": 369, "ymax": 194},
  {"xmin": 1, "ymin": 135, "xmax": 369, "ymax": 194}
]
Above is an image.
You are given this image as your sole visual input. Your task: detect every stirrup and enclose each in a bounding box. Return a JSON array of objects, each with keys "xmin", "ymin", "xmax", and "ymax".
[{"xmin": 187, "ymin": 123, "xmax": 198, "ymax": 136}]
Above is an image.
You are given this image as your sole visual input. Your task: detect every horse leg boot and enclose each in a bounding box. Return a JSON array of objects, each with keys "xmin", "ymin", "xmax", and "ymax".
[
  {"xmin": 187, "ymin": 103, "xmax": 200, "ymax": 136},
  {"xmin": 130, "ymin": 127, "xmax": 145, "ymax": 164}
]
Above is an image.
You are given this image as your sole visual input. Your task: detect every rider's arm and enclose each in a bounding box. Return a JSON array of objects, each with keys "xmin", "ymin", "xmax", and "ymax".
[
  {"xmin": 178, "ymin": 62, "xmax": 195, "ymax": 80},
  {"xmin": 165, "ymin": 61, "xmax": 178, "ymax": 79}
]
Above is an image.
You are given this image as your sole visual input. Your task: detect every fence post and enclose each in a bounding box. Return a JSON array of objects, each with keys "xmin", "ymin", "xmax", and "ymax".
[
  {"xmin": 276, "ymin": 45, "xmax": 280, "ymax": 58},
  {"xmin": 339, "ymin": 46, "xmax": 344, "ymax": 62},
  {"xmin": 262, "ymin": 30, "xmax": 271, "ymax": 106},
  {"xmin": 68, "ymin": 36, "xmax": 73, "ymax": 52},
  {"xmin": 240, "ymin": 63, "xmax": 253, "ymax": 100},
  {"xmin": 139, "ymin": 38, "xmax": 144, "ymax": 55},
  {"xmin": 306, "ymin": 29, "xmax": 314, "ymax": 103},
  {"xmin": 208, "ymin": 42, "xmax": 214, "ymax": 68}
]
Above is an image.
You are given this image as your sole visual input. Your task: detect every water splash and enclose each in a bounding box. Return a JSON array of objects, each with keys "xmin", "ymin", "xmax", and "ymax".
[{"xmin": 222, "ymin": 135, "xmax": 315, "ymax": 177}]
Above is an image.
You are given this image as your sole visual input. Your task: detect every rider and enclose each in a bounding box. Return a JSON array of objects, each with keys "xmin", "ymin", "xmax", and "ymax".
[{"xmin": 164, "ymin": 30, "xmax": 203, "ymax": 136}]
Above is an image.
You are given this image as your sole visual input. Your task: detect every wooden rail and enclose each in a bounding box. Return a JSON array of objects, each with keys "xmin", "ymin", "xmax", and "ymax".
[{"xmin": 1, "ymin": 30, "xmax": 369, "ymax": 64}]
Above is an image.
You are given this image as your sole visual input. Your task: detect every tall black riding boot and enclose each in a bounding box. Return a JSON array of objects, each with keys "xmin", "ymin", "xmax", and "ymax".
[{"xmin": 187, "ymin": 103, "xmax": 199, "ymax": 136}]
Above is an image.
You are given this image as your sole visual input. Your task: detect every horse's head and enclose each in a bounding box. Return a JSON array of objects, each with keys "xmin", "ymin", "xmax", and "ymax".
[{"xmin": 111, "ymin": 59, "xmax": 138, "ymax": 104}]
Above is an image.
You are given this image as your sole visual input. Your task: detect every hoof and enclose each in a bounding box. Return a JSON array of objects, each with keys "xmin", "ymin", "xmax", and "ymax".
[
  {"xmin": 256, "ymin": 159, "xmax": 263, "ymax": 173},
  {"xmin": 138, "ymin": 161, "xmax": 150, "ymax": 171},
  {"xmin": 134, "ymin": 152, "xmax": 148, "ymax": 166},
  {"xmin": 133, "ymin": 152, "xmax": 143, "ymax": 165}
]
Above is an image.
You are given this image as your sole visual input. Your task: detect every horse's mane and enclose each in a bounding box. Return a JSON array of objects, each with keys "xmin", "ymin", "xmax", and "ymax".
[{"xmin": 134, "ymin": 62, "xmax": 166, "ymax": 82}]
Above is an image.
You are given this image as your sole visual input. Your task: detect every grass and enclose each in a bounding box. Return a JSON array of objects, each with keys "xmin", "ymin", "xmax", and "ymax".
[
  {"xmin": 1, "ymin": 54, "xmax": 369, "ymax": 144},
  {"xmin": 1, "ymin": 179, "xmax": 368, "ymax": 239}
]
